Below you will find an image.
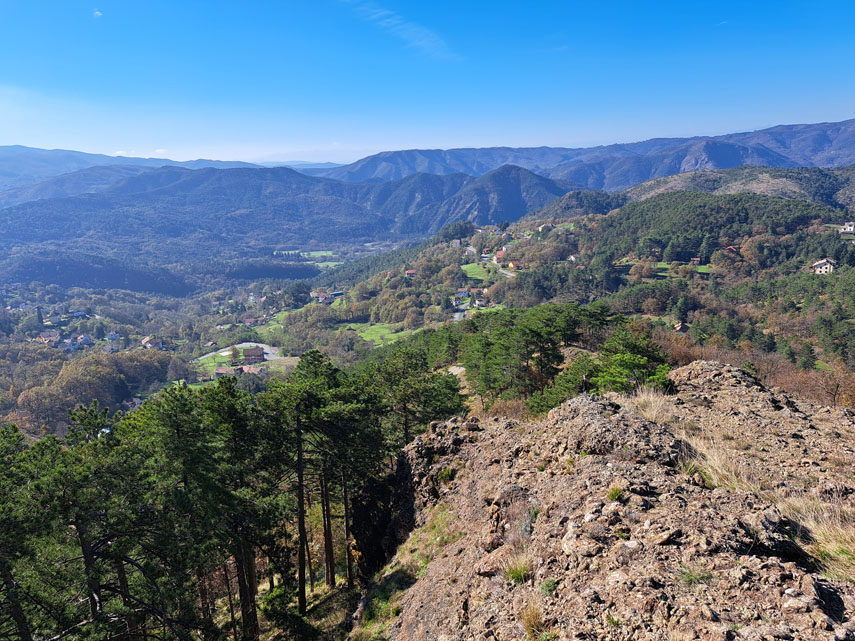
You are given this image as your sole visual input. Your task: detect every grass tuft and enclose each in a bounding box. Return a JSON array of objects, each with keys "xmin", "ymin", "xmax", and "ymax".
[
  {"xmin": 679, "ymin": 564, "xmax": 714, "ymax": 586},
  {"xmin": 502, "ymin": 552, "xmax": 532, "ymax": 584},
  {"xmin": 437, "ymin": 466, "xmax": 456, "ymax": 484},
  {"xmin": 519, "ymin": 602, "xmax": 544, "ymax": 640},
  {"xmin": 607, "ymin": 484, "xmax": 624, "ymax": 502},
  {"xmin": 620, "ymin": 386, "xmax": 672, "ymax": 423}
]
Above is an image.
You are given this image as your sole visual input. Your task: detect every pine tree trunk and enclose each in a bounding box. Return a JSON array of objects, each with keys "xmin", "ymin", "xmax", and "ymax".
[
  {"xmin": 341, "ymin": 468, "xmax": 355, "ymax": 589},
  {"xmin": 197, "ymin": 567, "xmax": 211, "ymax": 620},
  {"xmin": 296, "ymin": 424, "xmax": 308, "ymax": 616},
  {"xmin": 321, "ymin": 473, "xmax": 335, "ymax": 588},
  {"xmin": 234, "ymin": 545, "xmax": 260, "ymax": 641},
  {"xmin": 222, "ymin": 562, "xmax": 239, "ymax": 641},
  {"xmin": 245, "ymin": 546, "xmax": 258, "ymax": 602},
  {"xmin": 305, "ymin": 523, "xmax": 315, "ymax": 594},
  {"xmin": 74, "ymin": 518, "xmax": 101, "ymax": 620},
  {"xmin": 116, "ymin": 560, "xmax": 145, "ymax": 641},
  {"xmin": 0, "ymin": 557, "xmax": 33, "ymax": 641}
]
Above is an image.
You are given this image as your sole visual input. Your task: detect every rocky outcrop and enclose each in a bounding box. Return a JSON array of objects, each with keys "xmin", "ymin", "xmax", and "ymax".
[{"xmin": 353, "ymin": 362, "xmax": 855, "ymax": 640}]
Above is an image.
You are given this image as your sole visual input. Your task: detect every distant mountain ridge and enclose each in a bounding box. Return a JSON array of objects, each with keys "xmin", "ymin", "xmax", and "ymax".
[
  {"xmin": 311, "ymin": 118, "xmax": 855, "ymax": 190},
  {"xmin": 0, "ymin": 145, "xmax": 260, "ymax": 191},
  {"xmin": 4, "ymin": 117, "xmax": 855, "ymax": 198}
]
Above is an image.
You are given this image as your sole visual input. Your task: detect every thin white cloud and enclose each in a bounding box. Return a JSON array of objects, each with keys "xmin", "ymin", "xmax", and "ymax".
[
  {"xmin": 343, "ymin": 0, "xmax": 459, "ymax": 60},
  {"xmin": 153, "ymin": 148, "xmax": 166, "ymax": 155},
  {"xmin": 93, "ymin": 9, "xmax": 103, "ymax": 18},
  {"xmin": 114, "ymin": 150, "xmax": 127, "ymax": 156}
]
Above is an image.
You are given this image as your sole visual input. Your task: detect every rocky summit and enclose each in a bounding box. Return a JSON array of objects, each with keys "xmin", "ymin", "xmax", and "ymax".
[{"xmin": 351, "ymin": 362, "xmax": 855, "ymax": 640}]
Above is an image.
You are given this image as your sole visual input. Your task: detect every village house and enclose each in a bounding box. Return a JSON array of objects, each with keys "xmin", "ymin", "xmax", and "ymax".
[
  {"xmin": 841, "ymin": 222, "xmax": 855, "ymax": 234},
  {"xmin": 141, "ymin": 336, "xmax": 163, "ymax": 350},
  {"xmin": 674, "ymin": 322, "xmax": 690, "ymax": 333},
  {"xmin": 508, "ymin": 261, "xmax": 521, "ymax": 271},
  {"xmin": 405, "ymin": 269, "xmax": 416, "ymax": 279},
  {"xmin": 450, "ymin": 239, "xmax": 461, "ymax": 248},
  {"xmin": 36, "ymin": 330, "xmax": 61, "ymax": 346},
  {"xmin": 725, "ymin": 245, "xmax": 741, "ymax": 255},
  {"xmin": 243, "ymin": 346, "xmax": 265, "ymax": 364},
  {"xmin": 237, "ymin": 365, "xmax": 267, "ymax": 375},
  {"xmin": 812, "ymin": 258, "xmax": 838, "ymax": 275},
  {"xmin": 214, "ymin": 367, "xmax": 235, "ymax": 378},
  {"xmin": 690, "ymin": 257, "xmax": 701, "ymax": 266},
  {"xmin": 107, "ymin": 332, "xmax": 121, "ymax": 341}
]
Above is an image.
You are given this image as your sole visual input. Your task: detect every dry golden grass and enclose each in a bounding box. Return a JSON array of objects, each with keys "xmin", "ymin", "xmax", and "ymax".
[
  {"xmin": 679, "ymin": 433, "xmax": 764, "ymax": 494},
  {"xmin": 469, "ymin": 397, "xmax": 530, "ymax": 422},
  {"xmin": 777, "ymin": 495, "xmax": 855, "ymax": 581},
  {"xmin": 618, "ymin": 386, "xmax": 673, "ymax": 424},
  {"xmin": 519, "ymin": 602, "xmax": 544, "ymax": 640},
  {"xmin": 679, "ymin": 426, "xmax": 855, "ymax": 582}
]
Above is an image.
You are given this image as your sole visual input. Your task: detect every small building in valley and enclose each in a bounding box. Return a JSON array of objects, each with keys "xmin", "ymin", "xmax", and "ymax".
[
  {"xmin": 36, "ymin": 330, "xmax": 61, "ymax": 346},
  {"xmin": 812, "ymin": 258, "xmax": 838, "ymax": 275},
  {"xmin": 841, "ymin": 222, "xmax": 855, "ymax": 234},
  {"xmin": 141, "ymin": 336, "xmax": 163, "ymax": 350},
  {"xmin": 243, "ymin": 346, "xmax": 265, "ymax": 364}
]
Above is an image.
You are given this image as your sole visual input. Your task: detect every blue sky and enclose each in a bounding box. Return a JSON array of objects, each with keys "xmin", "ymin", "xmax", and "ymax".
[{"xmin": 1, "ymin": 0, "xmax": 854, "ymax": 162}]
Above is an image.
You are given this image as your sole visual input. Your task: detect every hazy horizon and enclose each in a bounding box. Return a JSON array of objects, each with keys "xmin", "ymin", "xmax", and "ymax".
[{"xmin": 6, "ymin": 113, "xmax": 855, "ymax": 166}]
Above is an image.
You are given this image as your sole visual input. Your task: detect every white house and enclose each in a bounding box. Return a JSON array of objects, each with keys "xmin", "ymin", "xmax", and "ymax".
[
  {"xmin": 841, "ymin": 222, "xmax": 855, "ymax": 234},
  {"xmin": 812, "ymin": 258, "xmax": 838, "ymax": 275}
]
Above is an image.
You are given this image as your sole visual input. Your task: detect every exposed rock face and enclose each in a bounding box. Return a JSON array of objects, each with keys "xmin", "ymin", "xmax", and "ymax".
[{"xmin": 352, "ymin": 362, "xmax": 855, "ymax": 640}]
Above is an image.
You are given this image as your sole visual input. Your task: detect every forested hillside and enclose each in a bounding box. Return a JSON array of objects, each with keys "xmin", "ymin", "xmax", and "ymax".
[
  {"xmin": 623, "ymin": 165, "xmax": 855, "ymax": 208},
  {"xmin": 0, "ymin": 301, "xmax": 675, "ymax": 640},
  {"xmin": 0, "ymin": 165, "xmax": 570, "ymax": 290}
]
